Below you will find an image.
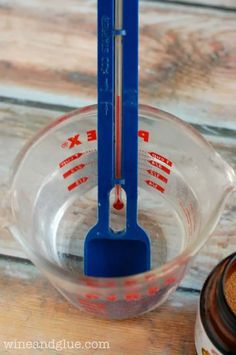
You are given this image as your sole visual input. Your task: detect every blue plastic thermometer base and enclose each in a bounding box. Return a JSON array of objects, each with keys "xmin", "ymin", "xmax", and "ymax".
[{"xmin": 84, "ymin": 0, "xmax": 151, "ymax": 277}]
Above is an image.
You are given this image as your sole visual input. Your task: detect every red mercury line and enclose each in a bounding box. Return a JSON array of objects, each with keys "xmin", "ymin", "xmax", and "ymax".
[
  {"xmin": 115, "ymin": 95, "xmax": 121, "ymax": 178},
  {"xmin": 113, "ymin": 94, "xmax": 124, "ymax": 210}
]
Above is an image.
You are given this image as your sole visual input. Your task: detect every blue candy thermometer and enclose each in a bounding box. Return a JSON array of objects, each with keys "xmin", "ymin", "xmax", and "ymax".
[{"xmin": 84, "ymin": 0, "xmax": 151, "ymax": 277}]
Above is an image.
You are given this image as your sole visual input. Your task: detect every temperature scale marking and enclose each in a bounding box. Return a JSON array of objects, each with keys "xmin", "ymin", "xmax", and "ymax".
[
  {"xmin": 147, "ymin": 169, "xmax": 168, "ymax": 184},
  {"xmin": 148, "ymin": 160, "xmax": 171, "ymax": 175},
  {"xmin": 148, "ymin": 152, "xmax": 173, "ymax": 167},
  {"xmin": 68, "ymin": 176, "xmax": 89, "ymax": 191},
  {"xmin": 59, "ymin": 152, "xmax": 83, "ymax": 168},
  {"xmin": 63, "ymin": 164, "xmax": 86, "ymax": 179},
  {"xmin": 145, "ymin": 179, "xmax": 165, "ymax": 193}
]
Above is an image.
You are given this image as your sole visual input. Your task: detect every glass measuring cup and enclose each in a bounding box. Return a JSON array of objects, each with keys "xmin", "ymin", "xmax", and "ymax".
[{"xmin": 7, "ymin": 104, "xmax": 236, "ymax": 319}]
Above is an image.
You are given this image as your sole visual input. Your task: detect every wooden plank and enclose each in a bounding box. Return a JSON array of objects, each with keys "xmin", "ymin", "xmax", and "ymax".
[
  {"xmin": 0, "ymin": 102, "xmax": 235, "ymax": 291},
  {"xmin": 165, "ymin": 0, "xmax": 236, "ymax": 9},
  {"xmin": 0, "ymin": 257, "xmax": 198, "ymax": 355},
  {"xmin": 0, "ymin": 0, "xmax": 236, "ymax": 128}
]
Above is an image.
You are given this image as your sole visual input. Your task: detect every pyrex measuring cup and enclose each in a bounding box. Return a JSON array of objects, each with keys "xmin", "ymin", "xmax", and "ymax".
[{"xmin": 7, "ymin": 105, "xmax": 236, "ymax": 319}]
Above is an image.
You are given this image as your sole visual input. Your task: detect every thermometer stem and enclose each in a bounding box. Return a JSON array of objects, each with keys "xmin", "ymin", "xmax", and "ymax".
[{"xmin": 114, "ymin": 0, "xmax": 124, "ymax": 210}]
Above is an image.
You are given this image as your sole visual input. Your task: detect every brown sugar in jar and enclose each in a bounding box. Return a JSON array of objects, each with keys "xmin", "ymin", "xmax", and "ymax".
[
  {"xmin": 225, "ymin": 269, "xmax": 236, "ymax": 316},
  {"xmin": 195, "ymin": 253, "xmax": 236, "ymax": 355}
]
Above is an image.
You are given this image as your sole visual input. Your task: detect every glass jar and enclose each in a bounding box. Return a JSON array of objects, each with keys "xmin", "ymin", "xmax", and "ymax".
[{"xmin": 195, "ymin": 253, "xmax": 236, "ymax": 354}]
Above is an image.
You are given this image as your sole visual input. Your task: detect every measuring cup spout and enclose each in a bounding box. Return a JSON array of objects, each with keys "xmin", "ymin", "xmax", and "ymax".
[{"xmin": 199, "ymin": 152, "xmax": 236, "ymax": 240}]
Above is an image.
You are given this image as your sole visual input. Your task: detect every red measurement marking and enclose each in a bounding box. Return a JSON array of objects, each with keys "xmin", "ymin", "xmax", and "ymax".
[
  {"xmin": 138, "ymin": 130, "xmax": 149, "ymax": 142},
  {"xmin": 148, "ymin": 152, "xmax": 173, "ymax": 167},
  {"xmin": 147, "ymin": 169, "xmax": 168, "ymax": 184},
  {"xmin": 125, "ymin": 293, "xmax": 141, "ymax": 301},
  {"xmin": 85, "ymin": 293, "xmax": 100, "ymax": 300},
  {"xmin": 59, "ymin": 152, "xmax": 83, "ymax": 168},
  {"xmin": 106, "ymin": 295, "xmax": 117, "ymax": 302},
  {"xmin": 148, "ymin": 160, "xmax": 170, "ymax": 175},
  {"xmin": 148, "ymin": 286, "xmax": 160, "ymax": 296},
  {"xmin": 63, "ymin": 164, "xmax": 85, "ymax": 179},
  {"xmin": 68, "ymin": 176, "xmax": 88, "ymax": 191},
  {"xmin": 145, "ymin": 180, "xmax": 165, "ymax": 193}
]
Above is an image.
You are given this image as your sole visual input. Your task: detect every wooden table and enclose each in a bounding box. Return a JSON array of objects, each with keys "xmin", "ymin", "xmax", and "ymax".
[{"xmin": 0, "ymin": 0, "xmax": 235, "ymax": 354}]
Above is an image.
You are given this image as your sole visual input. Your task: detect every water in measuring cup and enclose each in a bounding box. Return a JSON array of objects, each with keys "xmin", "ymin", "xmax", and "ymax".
[{"xmin": 31, "ymin": 145, "xmax": 190, "ymax": 275}]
